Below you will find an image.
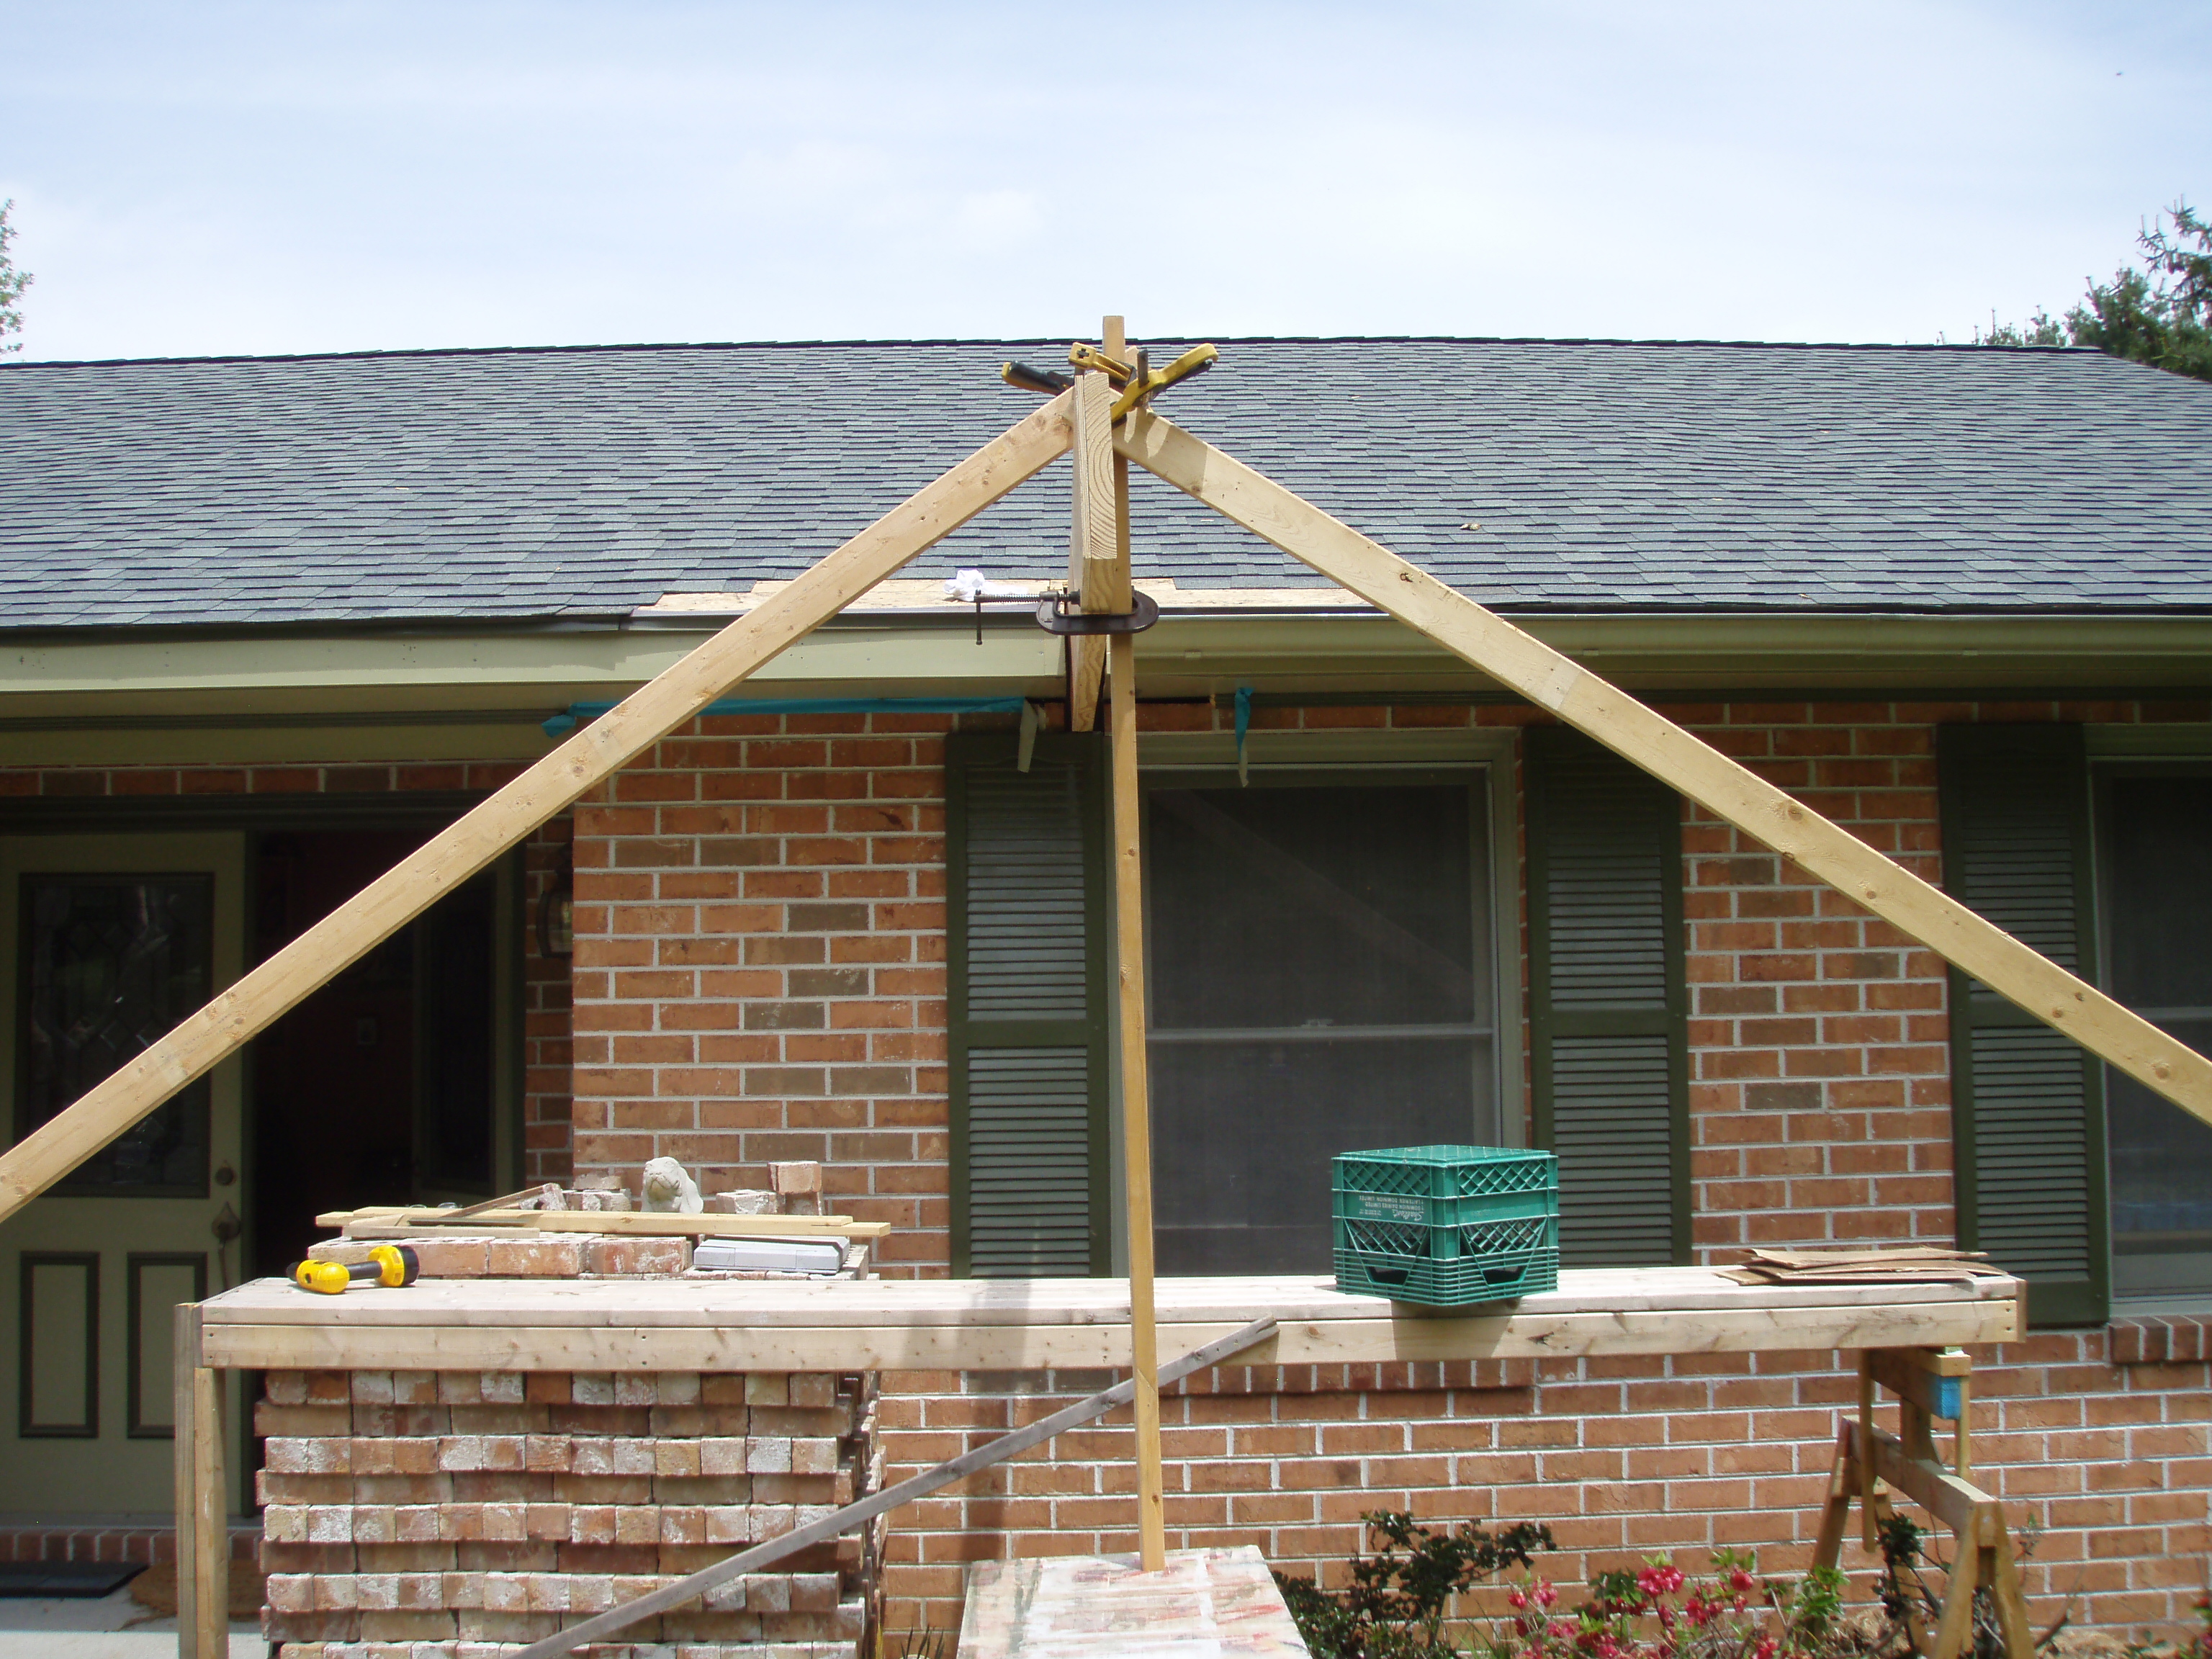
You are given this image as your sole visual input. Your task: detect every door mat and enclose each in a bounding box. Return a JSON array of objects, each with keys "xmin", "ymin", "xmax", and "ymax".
[{"xmin": 0, "ymin": 1561, "xmax": 145, "ymax": 1598}]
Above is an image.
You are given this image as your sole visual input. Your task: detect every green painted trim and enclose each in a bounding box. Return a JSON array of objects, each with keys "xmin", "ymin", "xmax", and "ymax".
[
  {"xmin": 1938, "ymin": 722, "xmax": 2110, "ymax": 1328},
  {"xmin": 125, "ymin": 1251, "xmax": 205, "ymax": 1439},
  {"xmin": 1525, "ymin": 728, "xmax": 1693, "ymax": 1266},
  {"xmin": 0, "ymin": 613, "xmax": 2207, "ymax": 714},
  {"xmin": 0, "ymin": 626, "xmax": 1061, "ymax": 701},
  {"xmin": 943, "ymin": 731, "xmax": 1112, "ymax": 1279}
]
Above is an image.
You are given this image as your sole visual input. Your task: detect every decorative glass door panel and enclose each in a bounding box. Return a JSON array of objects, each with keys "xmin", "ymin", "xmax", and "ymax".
[{"xmin": 18, "ymin": 875, "xmax": 215, "ymax": 1195}]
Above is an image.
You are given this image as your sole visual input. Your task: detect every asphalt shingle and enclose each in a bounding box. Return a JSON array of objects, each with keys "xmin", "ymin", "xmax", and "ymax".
[{"xmin": 0, "ymin": 337, "xmax": 2207, "ymax": 629}]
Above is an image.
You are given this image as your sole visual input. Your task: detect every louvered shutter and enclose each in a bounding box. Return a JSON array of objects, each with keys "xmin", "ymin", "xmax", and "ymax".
[
  {"xmin": 1937, "ymin": 724, "xmax": 2106, "ymax": 1326},
  {"xmin": 1526, "ymin": 727, "xmax": 1690, "ymax": 1267},
  {"xmin": 946, "ymin": 732, "xmax": 1111, "ymax": 1277}
]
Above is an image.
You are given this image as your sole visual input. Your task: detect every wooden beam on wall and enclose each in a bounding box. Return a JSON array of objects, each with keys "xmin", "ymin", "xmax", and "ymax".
[
  {"xmin": 0, "ymin": 393, "xmax": 1076, "ymax": 1224},
  {"xmin": 1118, "ymin": 410, "xmax": 2212, "ymax": 1132}
]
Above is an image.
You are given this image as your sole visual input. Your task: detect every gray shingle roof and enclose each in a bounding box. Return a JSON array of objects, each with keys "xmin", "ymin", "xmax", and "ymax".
[{"xmin": 1, "ymin": 338, "xmax": 2208, "ymax": 629}]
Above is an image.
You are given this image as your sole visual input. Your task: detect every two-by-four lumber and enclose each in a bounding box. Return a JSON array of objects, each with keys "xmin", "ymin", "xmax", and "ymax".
[
  {"xmin": 1116, "ymin": 410, "xmax": 2212, "ymax": 1130},
  {"xmin": 1819, "ymin": 1419, "xmax": 2032, "ymax": 1659},
  {"xmin": 1066, "ymin": 340, "xmax": 1123, "ymax": 732},
  {"xmin": 331, "ymin": 1209, "xmax": 891, "ymax": 1241},
  {"xmin": 1080, "ymin": 321, "xmax": 1169, "ymax": 1573},
  {"xmin": 174, "ymin": 1303, "xmax": 229, "ymax": 1659},
  {"xmin": 509, "ymin": 1317, "xmax": 1281, "ymax": 1659},
  {"xmin": 0, "ymin": 392, "xmax": 1076, "ymax": 1225},
  {"xmin": 1110, "ymin": 625, "xmax": 1167, "ymax": 1573}
]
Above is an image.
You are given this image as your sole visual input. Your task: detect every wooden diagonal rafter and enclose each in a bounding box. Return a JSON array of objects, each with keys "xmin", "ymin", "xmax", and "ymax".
[
  {"xmin": 1117, "ymin": 408, "xmax": 2212, "ymax": 1131},
  {"xmin": 0, "ymin": 392, "xmax": 1076, "ymax": 1225}
]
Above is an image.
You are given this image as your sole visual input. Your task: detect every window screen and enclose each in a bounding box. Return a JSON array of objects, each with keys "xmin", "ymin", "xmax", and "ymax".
[
  {"xmin": 1143, "ymin": 778, "xmax": 1493, "ymax": 1274},
  {"xmin": 2098, "ymin": 771, "xmax": 2212, "ymax": 1299}
]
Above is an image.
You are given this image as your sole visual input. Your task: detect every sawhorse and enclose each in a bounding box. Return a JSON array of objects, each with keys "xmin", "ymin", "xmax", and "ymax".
[{"xmin": 1815, "ymin": 1346, "xmax": 2033, "ymax": 1659}]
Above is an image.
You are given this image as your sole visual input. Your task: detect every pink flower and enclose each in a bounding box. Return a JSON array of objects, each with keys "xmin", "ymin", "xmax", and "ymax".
[
  {"xmin": 1637, "ymin": 1565, "xmax": 1685, "ymax": 1599},
  {"xmin": 1754, "ymin": 1639, "xmax": 1779, "ymax": 1659},
  {"xmin": 1729, "ymin": 1569, "xmax": 1756, "ymax": 1593},
  {"xmin": 1537, "ymin": 1583, "xmax": 1560, "ymax": 1611},
  {"xmin": 1511, "ymin": 1589, "xmax": 1529, "ymax": 1611}
]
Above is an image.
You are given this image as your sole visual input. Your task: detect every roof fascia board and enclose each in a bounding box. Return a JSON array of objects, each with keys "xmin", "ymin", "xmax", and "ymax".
[
  {"xmin": 0, "ymin": 613, "xmax": 2206, "ymax": 723},
  {"xmin": 0, "ymin": 626, "xmax": 1062, "ymax": 706}
]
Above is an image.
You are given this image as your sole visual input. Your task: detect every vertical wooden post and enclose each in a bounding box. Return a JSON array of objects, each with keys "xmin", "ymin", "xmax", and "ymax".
[
  {"xmin": 174, "ymin": 1303, "xmax": 201, "ymax": 1657},
  {"xmin": 1064, "ymin": 317, "xmax": 1128, "ymax": 732},
  {"xmin": 174, "ymin": 1303, "xmax": 228, "ymax": 1658},
  {"xmin": 1110, "ymin": 629, "xmax": 1166, "ymax": 1573},
  {"xmin": 1857, "ymin": 1353, "xmax": 1879, "ymax": 1552},
  {"xmin": 1954, "ymin": 1369, "xmax": 1973, "ymax": 1481}
]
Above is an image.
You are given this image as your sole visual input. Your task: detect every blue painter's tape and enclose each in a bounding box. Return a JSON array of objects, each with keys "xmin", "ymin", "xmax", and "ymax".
[{"xmin": 1932, "ymin": 1373, "xmax": 1963, "ymax": 1420}]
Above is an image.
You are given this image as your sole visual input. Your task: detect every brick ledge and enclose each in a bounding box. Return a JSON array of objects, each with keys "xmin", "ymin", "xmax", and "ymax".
[{"xmin": 2108, "ymin": 1313, "xmax": 2212, "ymax": 1364}]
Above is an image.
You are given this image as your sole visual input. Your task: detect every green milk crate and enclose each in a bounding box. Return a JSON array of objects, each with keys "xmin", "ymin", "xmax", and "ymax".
[{"xmin": 1332, "ymin": 1145, "xmax": 1560, "ymax": 1307}]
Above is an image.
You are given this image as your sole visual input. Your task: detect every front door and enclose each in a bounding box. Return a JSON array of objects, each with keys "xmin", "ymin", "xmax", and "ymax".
[{"xmin": 0, "ymin": 832, "xmax": 248, "ymax": 1517}]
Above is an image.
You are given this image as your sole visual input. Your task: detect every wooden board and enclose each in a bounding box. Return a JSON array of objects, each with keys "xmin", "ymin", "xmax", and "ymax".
[
  {"xmin": 336, "ymin": 1210, "xmax": 891, "ymax": 1241},
  {"xmin": 0, "ymin": 393, "xmax": 1075, "ymax": 1225},
  {"xmin": 192, "ymin": 1268, "xmax": 2022, "ymax": 1372},
  {"xmin": 961, "ymin": 1547, "xmax": 1308, "ymax": 1659},
  {"xmin": 1066, "ymin": 360, "xmax": 1118, "ymax": 732},
  {"xmin": 1110, "ymin": 582, "xmax": 1166, "ymax": 1576},
  {"xmin": 1117, "ymin": 409, "xmax": 2212, "ymax": 1131}
]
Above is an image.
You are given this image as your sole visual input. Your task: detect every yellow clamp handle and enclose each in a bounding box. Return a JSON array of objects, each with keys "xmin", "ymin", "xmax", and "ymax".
[
  {"xmin": 1110, "ymin": 343, "xmax": 1218, "ymax": 421},
  {"xmin": 289, "ymin": 1244, "xmax": 421, "ymax": 1295}
]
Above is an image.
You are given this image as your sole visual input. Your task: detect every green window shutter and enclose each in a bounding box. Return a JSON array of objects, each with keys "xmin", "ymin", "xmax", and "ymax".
[
  {"xmin": 1526, "ymin": 727, "xmax": 1690, "ymax": 1267},
  {"xmin": 1937, "ymin": 723, "xmax": 2107, "ymax": 1327},
  {"xmin": 945, "ymin": 731, "xmax": 1112, "ymax": 1277}
]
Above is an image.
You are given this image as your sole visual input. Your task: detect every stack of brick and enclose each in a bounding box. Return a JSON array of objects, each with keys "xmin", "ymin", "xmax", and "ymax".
[
  {"xmin": 306, "ymin": 1163, "xmax": 840, "ymax": 1284},
  {"xmin": 256, "ymin": 1363, "xmax": 881, "ymax": 1658},
  {"xmin": 271, "ymin": 1163, "xmax": 876, "ymax": 1655}
]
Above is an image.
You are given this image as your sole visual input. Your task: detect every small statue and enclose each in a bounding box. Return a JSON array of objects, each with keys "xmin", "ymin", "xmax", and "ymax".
[{"xmin": 639, "ymin": 1156, "xmax": 703, "ymax": 1214}]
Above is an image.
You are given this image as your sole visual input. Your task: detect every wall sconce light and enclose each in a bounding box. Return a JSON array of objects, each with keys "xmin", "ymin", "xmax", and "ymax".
[{"xmin": 537, "ymin": 867, "xmax": 574, "ymax": 959}]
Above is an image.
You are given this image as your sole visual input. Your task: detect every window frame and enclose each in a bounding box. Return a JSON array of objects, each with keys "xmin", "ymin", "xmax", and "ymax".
[
  {"xmin": 1117, "ymin": 736, "xmax": 1521, "ymax": 1275},
  {"xmin": 2089, "ymin": 752, "xmax": 2212, "ymax": 1311}
]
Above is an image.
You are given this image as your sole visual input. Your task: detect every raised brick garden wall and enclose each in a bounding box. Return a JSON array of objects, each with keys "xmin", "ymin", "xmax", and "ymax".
[{"xmin": 255, "ymin": 1363, "xmax": 878, "ymax": 1657}]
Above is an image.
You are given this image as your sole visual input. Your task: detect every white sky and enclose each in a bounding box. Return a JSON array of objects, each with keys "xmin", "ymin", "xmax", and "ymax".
[{"xmin": 1, "ymin": 1, "xmax": 2206, "ymax": 360}]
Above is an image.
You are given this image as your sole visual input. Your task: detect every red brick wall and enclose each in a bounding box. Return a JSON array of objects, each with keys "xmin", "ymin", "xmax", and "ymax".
[
  {"xmin": 567, "ymin": 712, "xmax": 953, "ymax": 1276},
  {"xmin": 1668, "ymin": 701, "xmax": 1957, "ymax": 1256},
  {"xmin": 1659, "ymin": 698, "xmax": 2210, "ymax": 1262},
  {"xmin": 875, "ymin": 1328, "xmax": 2212, "ymax": 1644},
  {"xmin": 561, "ymin": 697, "xmax": 2212, "ymax": 1641},
  {"xmin": 522, "ymin": 815, "xmax": 576, "ymax": 1186}
]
